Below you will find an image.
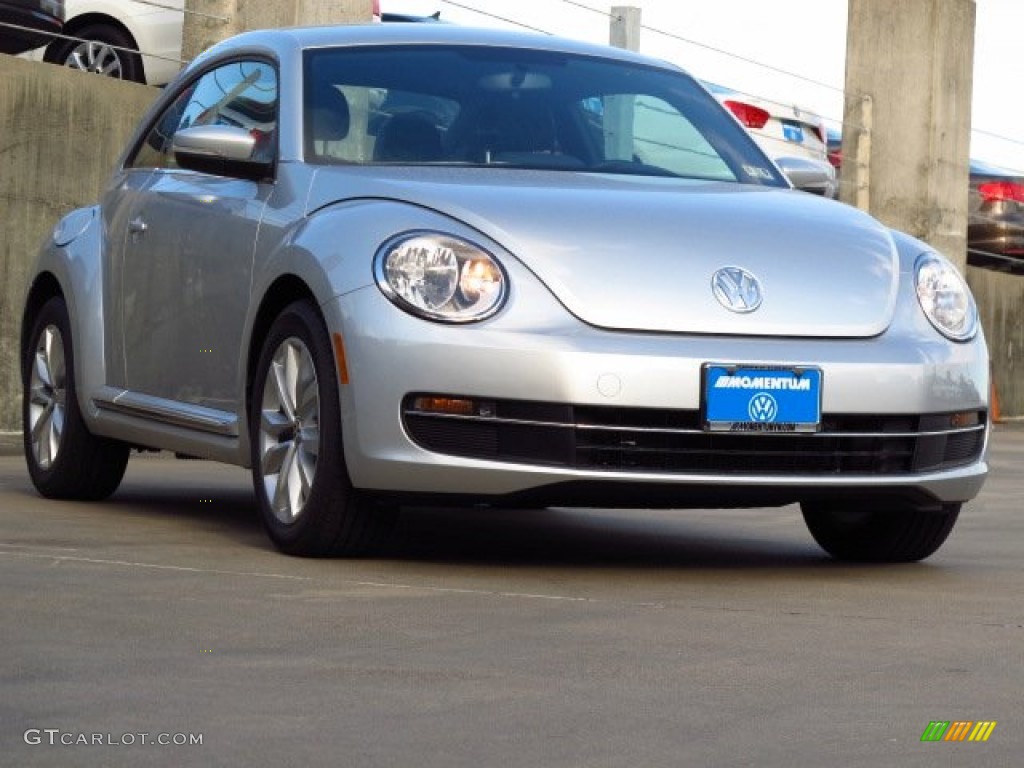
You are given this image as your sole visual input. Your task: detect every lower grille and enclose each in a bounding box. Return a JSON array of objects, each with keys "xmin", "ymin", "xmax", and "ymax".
[{"xmin": 403, "ymin": 396, "xmax": 986, "ymax": 476}]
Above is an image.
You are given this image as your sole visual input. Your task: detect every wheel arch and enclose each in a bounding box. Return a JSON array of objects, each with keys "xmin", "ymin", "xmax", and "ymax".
[
  {"xmin": 44, "ymin": 14, "xmax": 140, "ymax": 61},
  {"xmin": 21, "ymin": 272, "xmax": 131, "ymax": 501},
  {"xmin": 245, "ymin": 275, "xmax": 321, "ymax": 420},
  {"xmin": 20, "ymin": 272, "xmax": 65, "ymax": 378}
]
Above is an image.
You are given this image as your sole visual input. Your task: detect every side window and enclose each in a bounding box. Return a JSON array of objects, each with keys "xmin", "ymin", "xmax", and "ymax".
[
  {"xmin": 631, "ymin": 96, "xmax": 735, "ymax": 180},
  {"xmin": 128, "ymin": 60, "xmax": 278, "ymax": 171},
  {"xmin": 576, "ymin": 94, "xmax": 737, "ymax": 181},
  {"xmin": 306, "ymin": 82, "xmax": 459, "ymax": 165},
  {"xmin": 130, "ymin": 85, "xmax": 196, "ymax": 170}
]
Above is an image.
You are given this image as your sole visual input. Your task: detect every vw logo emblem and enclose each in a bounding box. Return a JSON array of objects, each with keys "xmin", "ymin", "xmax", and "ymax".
[
  {"xmin": 712, "ymin": 267, "xmax": 763, "ymax": 313},
  {"xmin": 748, "ymin": 393, "xmax": 778, "ymax": 422}
]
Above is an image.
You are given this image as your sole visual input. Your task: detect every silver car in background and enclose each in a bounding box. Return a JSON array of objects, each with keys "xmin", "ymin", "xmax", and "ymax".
[
  {"xmin": 22, "ymin": 24, "xmax": 988, "ymax": 561},
  {"xmin": 704, "ymin": 81, "xmax": 837, "ymax": 198}
]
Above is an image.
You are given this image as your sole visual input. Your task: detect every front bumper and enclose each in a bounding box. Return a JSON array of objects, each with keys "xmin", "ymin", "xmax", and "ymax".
[{"xmin": 324, "ymin": 285, "xmax": 989, "ymax": 507}]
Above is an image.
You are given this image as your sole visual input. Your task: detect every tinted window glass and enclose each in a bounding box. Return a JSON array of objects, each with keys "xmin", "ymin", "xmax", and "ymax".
[
  {"xmin": 303, "ymin": 45, "xmax": 785, "ymax": 186},
  {"xmin": 131, "ymin": 85, "xmax": 196, "ymax": 170},
  {"xmin": 129, "ymin": 61, "xmax": 278, "ymax": 170}
]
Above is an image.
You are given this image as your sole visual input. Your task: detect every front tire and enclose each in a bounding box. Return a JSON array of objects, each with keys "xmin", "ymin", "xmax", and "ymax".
[
  {"xmin": 250, "ymin": 301, "xmax": 395, "ymax": 557},
  {"xmin": 23, "ymin": 296, "xmax": 130, "ymax": 500},
  {"xmin": 45, "ymin": 23, "xmax": 143, "ymax": 83},
  {"xmin": 801, "ymin": 500, "xmax": 961, "ymax": 563}
]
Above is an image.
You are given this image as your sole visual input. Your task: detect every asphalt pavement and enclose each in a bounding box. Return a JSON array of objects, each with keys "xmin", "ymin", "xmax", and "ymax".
[{"xmin": 1, "ymin": 426, "xmax": 1022, "ymax": 767}]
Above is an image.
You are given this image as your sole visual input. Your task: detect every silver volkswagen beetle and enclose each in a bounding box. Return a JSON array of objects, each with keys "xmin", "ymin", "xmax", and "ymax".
[{"xmin": 22, "ymin": 23, "xmax": 989, "ymax": 561}]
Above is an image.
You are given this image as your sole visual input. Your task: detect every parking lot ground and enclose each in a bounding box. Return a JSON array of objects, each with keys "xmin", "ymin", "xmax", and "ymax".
[{"xmin": 2, "ymin": 426, "xmax": 1022, "ymax": 767}]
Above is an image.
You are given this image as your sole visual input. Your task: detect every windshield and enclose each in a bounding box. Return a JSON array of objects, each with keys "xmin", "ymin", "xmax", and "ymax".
[{"xmin": 303, "ymin": 45, "xmax": 787, "ymax": 186}]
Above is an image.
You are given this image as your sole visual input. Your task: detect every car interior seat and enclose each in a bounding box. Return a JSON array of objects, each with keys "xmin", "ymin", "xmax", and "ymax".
[
  {"xmin": 453, "ymin": 96, "xmax": 582, "ymax": 168},
  {"xmin": 374, "ymin": 112, "xmax": 444, "ymax": 163},
  {"xmin": 307, "ymin": 83, "xmax": 351, "ymax": 161}
]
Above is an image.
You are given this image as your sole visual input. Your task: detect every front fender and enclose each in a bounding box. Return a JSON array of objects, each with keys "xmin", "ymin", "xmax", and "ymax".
[
  {"xmin": 252, "ymin": 197, "xmax": 518, "ymax": 308},
  {"xmin": 242, "ymin": 196, "xmax": 533, "ymax": 438}
]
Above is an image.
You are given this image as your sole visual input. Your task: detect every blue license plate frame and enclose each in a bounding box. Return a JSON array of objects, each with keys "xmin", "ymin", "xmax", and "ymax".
[{"xmin": 703, "ymin": 365, "xmax": 822, "ymax": 433}]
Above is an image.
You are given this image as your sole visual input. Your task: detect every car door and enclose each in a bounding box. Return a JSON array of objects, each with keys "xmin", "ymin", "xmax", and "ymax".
[{"xmin": 119, "ymin": 60, "xmax": 277, "ymax": 416}]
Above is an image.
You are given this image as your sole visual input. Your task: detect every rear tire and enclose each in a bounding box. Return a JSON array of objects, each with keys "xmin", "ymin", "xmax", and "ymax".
[
  {"xmin": 801, "ymin": 500, "xmax": 961, "ymax": 563},
  {"xmin": 23, "ymin": 296, "xmax": 130, "ymax": 500},
  {"xmin": 250, "ymin": 301, "xmax": 396, "ymax": 557}
]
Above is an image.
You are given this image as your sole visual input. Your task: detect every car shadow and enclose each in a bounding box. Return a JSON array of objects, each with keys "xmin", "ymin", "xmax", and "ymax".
[
  {"xmin": 94, "ymin": 482, "xmax": 833, "ymax": 569},
  {"xmin": 84, "ymin": 481, "xmax": 271, "ymax": 550},
  {"xmin": 9, "ymin": 457, "xmax": 936, "ymax": 571},
  {"xmin": 385, "ymin": 504, "xmax": 832, "ymax": 570}
]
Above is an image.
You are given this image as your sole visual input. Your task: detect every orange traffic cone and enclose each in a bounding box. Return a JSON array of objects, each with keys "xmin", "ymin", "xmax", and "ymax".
[{"xmin": 991, "ymin": 376, "xmax": 1003, "ymax": 424}]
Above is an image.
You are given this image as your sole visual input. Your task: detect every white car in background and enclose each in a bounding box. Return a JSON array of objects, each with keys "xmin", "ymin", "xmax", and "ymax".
[
  {"xmin": 22, "ymin": 0, "xmax": 440, "ymax": 86},
  {"xmin": 22, "ymin": 0, "xmax": 183, "ymax": 85},
  {"xmin": 704, "ymin": 81, "xmax": 837, "ymax": 198}
]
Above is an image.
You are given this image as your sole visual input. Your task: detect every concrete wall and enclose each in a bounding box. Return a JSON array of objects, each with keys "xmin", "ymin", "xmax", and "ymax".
[
  {"xmin": 967, "ymin": 268, "xmax": 1024, "ymax": 419},
  {"xmin": 0, "ymin": 57, "xmax": 158, "ymax": 447},
  {"xmin": 2, "ymin": 1, "xmax": 375, "ymax": 451}
]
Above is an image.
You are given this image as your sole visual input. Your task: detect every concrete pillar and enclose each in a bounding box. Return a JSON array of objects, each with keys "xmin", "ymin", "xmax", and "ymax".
[
  {"xmin": 841, "ymin": 0, "xmax": 975, "ymax": 271},
  {"xmin": 182, "ymin": 0, "xmax": 374, "ymax": 63},
  {"xmin": 181, "ymin": 0, "xmax": 233, "ymax": 63},
  {"xmin": 609, "ymin": 6, "xmax": 641, "ymax": 52},
  {"xmin": 966, "ymin": 268, "xmax": 1024, "ymax": 419}
]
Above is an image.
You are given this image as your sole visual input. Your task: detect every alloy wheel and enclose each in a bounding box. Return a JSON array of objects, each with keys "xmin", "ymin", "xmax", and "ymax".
[
  {"xmin": 258, "ymin": 338, "xmax": 321, "ymax": 524},
  {"xmin": 65, "ymin": 41, "xmax": 124, "ymax": 78},
  {"xmin": 28, "ymin": 325, "xmax": 67, "ymax": 470}
]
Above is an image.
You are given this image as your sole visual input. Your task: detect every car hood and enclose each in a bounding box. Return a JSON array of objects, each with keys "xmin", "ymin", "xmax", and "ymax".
[{"xmin": 308, "ymin": 167, "xmax": 899, "ymax": 337}]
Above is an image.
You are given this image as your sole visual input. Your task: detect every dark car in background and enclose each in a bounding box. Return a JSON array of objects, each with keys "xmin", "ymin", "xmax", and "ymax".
[
  {"xmin": 967, "ymin": 159, "xmax": 1024, "ymax": 273},
  {"xmin": 828, "ymin": 130, "xmax": 1024, "ymax": 273},
  {"xmin": 0, "ymin": 0, "xmax": 62, "ymax": 54},
  {"xmin": 381, "ymin": 11, "xmax": 442, "ymax": 22}
]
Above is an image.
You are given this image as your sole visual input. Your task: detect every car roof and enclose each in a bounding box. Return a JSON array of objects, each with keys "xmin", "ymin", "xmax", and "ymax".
[
  {"xmin": 970, "ymin": 158, "xmax": 1023, "ymax": 178},
  {"xmin": 187, "ymin": 21, "xmax": 683, "ymax": 77}
]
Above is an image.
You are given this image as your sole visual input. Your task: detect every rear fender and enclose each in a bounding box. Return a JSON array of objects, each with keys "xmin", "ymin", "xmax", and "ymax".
[{"xmin": 24, "ymin": 206, "xmax": 112, "ymax": 423}]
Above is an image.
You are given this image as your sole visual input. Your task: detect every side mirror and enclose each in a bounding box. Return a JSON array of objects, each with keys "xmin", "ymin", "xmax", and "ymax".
[
  {"xmin": 173, "ymin": 125, "xmax": 273, "ymax": 181},
  {"xmin": 774, "ymin": 156, "xmax": 837, "ymax": 198}
]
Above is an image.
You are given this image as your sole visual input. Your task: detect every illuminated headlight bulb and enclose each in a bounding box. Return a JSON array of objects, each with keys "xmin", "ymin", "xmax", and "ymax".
[{"xmin": 459, "ymin": 258, "xmax": 502, "ymax": 305}]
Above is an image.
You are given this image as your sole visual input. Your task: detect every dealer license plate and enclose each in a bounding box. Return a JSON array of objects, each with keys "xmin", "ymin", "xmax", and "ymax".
[
  {"xmin": 782, "ymin": 120, "xmax": 804, "ymax": 143},
  {"xmin": 703, "ymin": 365, "xmax": 822, "ymax": 433}
]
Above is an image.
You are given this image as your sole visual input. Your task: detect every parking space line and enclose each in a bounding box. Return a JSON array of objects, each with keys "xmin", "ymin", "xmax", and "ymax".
[
  {"xmin": 0, "ymin": 547, "xmax": 666, "ymax": 606},
  {"xmin": 0, "ymin": 549, "xmax": 311, "ymax": 582}
]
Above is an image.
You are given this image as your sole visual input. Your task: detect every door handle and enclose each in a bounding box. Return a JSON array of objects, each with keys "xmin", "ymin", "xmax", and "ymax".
[{"xmin": 129, "ymin": 217, "xmax": 148, "ymax": 235}]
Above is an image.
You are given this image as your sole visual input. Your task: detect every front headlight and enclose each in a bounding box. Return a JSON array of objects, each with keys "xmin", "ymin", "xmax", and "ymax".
[
  {"xmin": 375, "ymin": 232, "xmax": 508, "ymax": 323},
  {"xmin": 914, "ymin": 252, "xmax": 977, "ymax": 341}
]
